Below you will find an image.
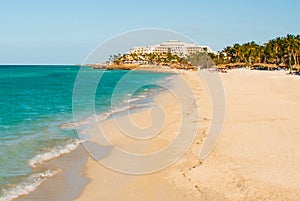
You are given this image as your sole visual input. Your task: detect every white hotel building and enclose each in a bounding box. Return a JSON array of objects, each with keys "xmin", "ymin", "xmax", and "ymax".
[{"xmin": 130, "ymin": 40, "xmax": 213, "ymax": 56}]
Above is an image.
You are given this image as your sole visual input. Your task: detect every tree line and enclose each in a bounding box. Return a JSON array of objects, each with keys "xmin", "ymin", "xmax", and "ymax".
[
  {"xmin": 210, "ymin": 34, "xmax": 300, "ymax": 69},
  {"xmin": 108, "ymin": 34, "xmax": 299, "ymax": 71}
]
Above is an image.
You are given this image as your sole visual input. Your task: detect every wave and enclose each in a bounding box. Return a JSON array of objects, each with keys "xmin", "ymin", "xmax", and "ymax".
[
  {"xmin": 60, "ymin": 93, "xmax": 153, "ymax": 131},
  {"xmin": 123, "ymin": 96, "xmax": 146, "ymax": 104},
  {"xmin": 0, "ymin": 169, "xmax": 61, "ymax": 201},
  {"xmin": 29, "ymin": 95, "xmax": 152, "ymax": 168},
  {"xmin": 28, "ymin": 139, "xmax": 85, "ymax": 168},
  {"xmin": 60, "ymin": 105, "xmax": 135, "ymax": 129}
]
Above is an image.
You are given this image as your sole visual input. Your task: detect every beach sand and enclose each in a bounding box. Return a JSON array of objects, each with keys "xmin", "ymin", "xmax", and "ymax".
[
  {"xmin": 17, "ymin": 146, "xmax": 89, "ymax": 201},
  {"xmin": 59, "ymin": 69, "xmax": 300, "ymax": 200}
]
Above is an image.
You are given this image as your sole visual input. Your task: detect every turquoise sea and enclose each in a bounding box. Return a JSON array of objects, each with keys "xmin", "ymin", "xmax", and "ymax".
[{"xmin": 0, "ymin": 65, "xmax": 170, "ymax": 200}]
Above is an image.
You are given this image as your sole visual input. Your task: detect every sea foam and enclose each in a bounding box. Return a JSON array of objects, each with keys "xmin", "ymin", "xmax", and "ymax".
[
  {"xmin": 0, "ymin": 169, "xmax": 60, "ymax": 201},
  {"xmin": 28, "ymin": 140, "xmax": 85, "ymax": 168},
  {"xmin": 60, "ymin": 105, "xmax": 134, "ymax": 129}
]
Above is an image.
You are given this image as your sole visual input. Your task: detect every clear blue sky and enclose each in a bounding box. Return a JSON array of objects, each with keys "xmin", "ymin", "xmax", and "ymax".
[{"xmin": 1, "ymin": 0, "xmax": 299, "ymax": 64}]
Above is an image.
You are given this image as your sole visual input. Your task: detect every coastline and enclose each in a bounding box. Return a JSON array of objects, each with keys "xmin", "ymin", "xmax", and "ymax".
[
  {"xmin": 73, "ymin": 70, "xmax": 213, "ymax": 200},
  {"xmin": 13, "ymin": 69, "xmax": 179, "ymax": 201},
  {"xmin": 2, "ymin": 1, "xmax": 298, "ymax": 200},
  {"xmin": 16, "ymin": 146, "xmax": 89, "ymax": 201},
  {"xmin": 14, "ymin": 68, "xmax": 300, "ymax": 200},
  {"xmin": 75, "ymin": 69, "xmax": 300, "ymax": 200},
  {"xmin": 90, "ymin": 64, "xmax": 197, "ymax": 72}
]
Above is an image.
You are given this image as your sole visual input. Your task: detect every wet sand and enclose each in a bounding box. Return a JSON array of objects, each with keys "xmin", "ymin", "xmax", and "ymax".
[
  {"xmin": 17, "ymin": 146, "xmax": 89, "ymax": 201},
  {"xmin": 74, "ymin": 70, "xmax": 210, "ymax": 201},
  {"xmin": 75, "ymin": 69, "xmax": 300, "ymax": 200},
  {"xmin": 18, "ymin": 69, "xmax": 300, "ymax": 201}
]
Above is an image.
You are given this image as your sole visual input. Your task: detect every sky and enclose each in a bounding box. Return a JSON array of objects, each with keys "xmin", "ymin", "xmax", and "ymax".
[{"xmin": 0, "ymin": 0, "xmax": 299, "ymax": 64}]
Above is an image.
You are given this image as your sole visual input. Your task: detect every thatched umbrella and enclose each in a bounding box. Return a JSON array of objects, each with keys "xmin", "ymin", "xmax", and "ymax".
[
  {"xmin": 266, "ymin": 63, "xmax": 277, "ymax": 70},
  {"xmin": 293, "ymin": 64, "xmax": 300, "ymax": 72},
  {"xmin": 252, "ymin": 63, "xmax": 265, "ymax": 67},
  {"xmin": 252, "ymin": 63, "xmax": 277, "ymax": 70},
  {"xmin": 278, "ymin": 62, "xmax": 288, "ymax": 70},
  {"xmin": 252, "ymin": 63, "xmax": 266, "ymax": 70},
  {"xmin": 226, "ymin": 62, "xmax": 247, "ymax": 68},
  {"xmin": 215, "ymin": 64, "xmax": 227, "ymax": 69}
]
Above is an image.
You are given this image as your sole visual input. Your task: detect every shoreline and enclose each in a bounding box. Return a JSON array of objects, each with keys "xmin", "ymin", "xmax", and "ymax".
[
  {"xmin": 90, "ymin": 64, "xmax": 197, "ymax": 72},
  {"xmin": 16, "ymin": 145, "xmax": 89, "ymax": 201},
  {"xmin": 15, "ymin": 68, "xmax": 300, "ymax": 200},
  {"xmin": 73, "ymin": 70, "xmax": 212, "ymax": 200},
  {"xmin": 14, "ymin": 70, "xmax": 179, "ymax": 201},
  {"xmin": 75, "ymin": 69, "xmax": 300, "ymax": 200}
]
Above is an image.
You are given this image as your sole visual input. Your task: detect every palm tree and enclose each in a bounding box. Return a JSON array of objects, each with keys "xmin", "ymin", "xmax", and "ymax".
[
  {"xmin": 210, "ymin": 34, "xmax": 300, "ymax": 71},
  {"xmin": 283, "ymin": 34, "xmax": 296, "ymax": 73},
  {"xmin": 232, "ymin": 43, "xmax": 242, "ymax": 63}
]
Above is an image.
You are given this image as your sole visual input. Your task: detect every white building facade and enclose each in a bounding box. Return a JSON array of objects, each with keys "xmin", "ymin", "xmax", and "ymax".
[{"xmin": 130, "ymin": 40, "xmax": 213, "ymax": 56}]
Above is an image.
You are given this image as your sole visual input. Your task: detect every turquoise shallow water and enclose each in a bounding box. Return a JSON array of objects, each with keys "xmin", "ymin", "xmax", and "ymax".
[{"xmin": 0, "ymin": 65, "xmax": 170, "ymax": 200}]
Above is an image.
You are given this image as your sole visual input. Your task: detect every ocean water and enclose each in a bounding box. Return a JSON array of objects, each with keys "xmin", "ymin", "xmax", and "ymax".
[{"xmin": 0, "ymin": 65, "xmax": 171, "ymax": 200}]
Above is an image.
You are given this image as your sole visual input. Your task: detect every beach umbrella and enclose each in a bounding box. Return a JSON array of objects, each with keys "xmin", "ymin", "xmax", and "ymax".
[{"xmin": 215, "ymin": 64, "xmax": 227, "ymax": 69}]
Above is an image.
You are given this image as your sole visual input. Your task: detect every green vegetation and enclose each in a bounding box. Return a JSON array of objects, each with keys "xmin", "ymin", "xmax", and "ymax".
[
  {"xmin": 211, "ymin": 34, "xmax": 300, "ymax": 72},
  {"xmin": 108, "ymin": 34, "xmax": 300, "ymax": 72},
  {"xmin": 110, "ymin": 52, "xmax": 194, "ymax": 69},
  {"xmin": 187, "ymin": 52, "xmax": 214, "ymax": 68}
]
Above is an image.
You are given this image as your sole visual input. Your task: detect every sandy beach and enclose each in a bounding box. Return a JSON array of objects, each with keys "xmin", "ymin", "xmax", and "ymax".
[
  {"xmin": 2, "ymin": 1, "xmax": 299, "ymax": 201},
  {"xmin": 70, "ymin": 69, "xmax": 300, "ymax": 200}
]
